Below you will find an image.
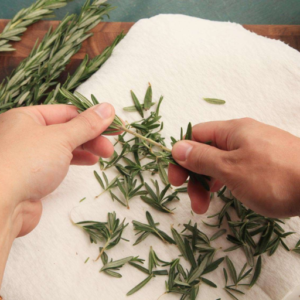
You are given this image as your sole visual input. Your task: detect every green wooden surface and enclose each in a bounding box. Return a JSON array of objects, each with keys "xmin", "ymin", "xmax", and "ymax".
[{"xmin": 1, "ymin": 0, "xmax": 300, "ymax": 24}]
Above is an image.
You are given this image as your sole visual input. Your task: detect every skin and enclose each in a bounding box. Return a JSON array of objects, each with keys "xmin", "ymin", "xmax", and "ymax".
[
  {"xmin": 0, "ymin": 103, "xmax": 117, "ymax": 286},
  {"xmin": 169, "ymin": 117, "xmax": 300, "ymax": 218},
  {"xmin": 0, "ymin": 110, "xmax": 299, "ymax": 287}
]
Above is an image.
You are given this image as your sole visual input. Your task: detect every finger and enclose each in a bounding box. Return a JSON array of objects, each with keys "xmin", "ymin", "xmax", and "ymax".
[
  {"xmin": 17, "ymin": 200, "xmax": 43, "ymax": 237},
  {"xmin": 168, "ymin": 163, "xmax": 189, "ymax": 186},
  {"xmin": 191, "ymin": 120, "xmax": 238, "ymax": 150},
  {"xmin": 58, "ymin": 103, "xmax": 116, "ymax": 150},
  {"xmin": 24, "ymin": 105, "xmax": 79, "ymax": 125},
  {"xmin": 188, "ymin": 177, "xmax": 210, "ymax": 214},
  {"xmin": 80, "ymin": 136, "xmax": 114, "ymax": 158},
  {"xmin": 71, "ymin": 150, "xmax": 99, "ymax": 165},
  {"xmin": 211, "ymin": 180, "xmax": 224, "ymax": 193},
  {"xmin": 172, "ymin": 140, "xmax": 231, "ymax": 180}
]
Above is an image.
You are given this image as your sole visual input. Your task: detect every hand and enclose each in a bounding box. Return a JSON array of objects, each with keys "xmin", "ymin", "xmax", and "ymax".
[
  {"xmin": 0, "ymin": 103, "xmax": 116, "ymax": 239},
  {"xmin": 168, "ymin": 118, "xmax": 300, "ymax": 218}
]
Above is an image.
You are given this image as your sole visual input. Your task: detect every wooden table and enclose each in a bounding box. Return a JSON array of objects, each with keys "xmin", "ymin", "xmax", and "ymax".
[{"xmin": 0, "ymin": 20, "xmax": 300, "ymax": 83}]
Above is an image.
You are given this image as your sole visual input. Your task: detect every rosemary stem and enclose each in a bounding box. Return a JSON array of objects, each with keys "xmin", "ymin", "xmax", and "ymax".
[
  {"xmin": 96, "ymin": 241, "xmax": 109, "ymax": 261},
  {"xmin": 119, "ymin": 125, "xmax": 172, "ymax": 153}
]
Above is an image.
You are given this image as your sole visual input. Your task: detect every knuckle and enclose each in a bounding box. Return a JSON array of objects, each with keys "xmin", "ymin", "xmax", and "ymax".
[
  {"xmin": 218, "ymin": 152, "xmax": 239, "ymax": 180},
  {"xmin": 191, "ymin": 146, "xmax": 210, "ymax": 172},
  {"xmin": 239, "ymin": 117, "xmax": 254, "ymax": 124},
  {"xmin": 1, "ymin": 108, "xmax": 28, "ymax": 124}
]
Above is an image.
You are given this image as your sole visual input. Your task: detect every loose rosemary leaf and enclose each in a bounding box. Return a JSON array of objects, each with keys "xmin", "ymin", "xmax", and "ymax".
[
  {"xmin": 127, "ymin": 274, "xmax": 154, "ymax": 296},
  {"xmin": 203, "ymin": 98, "xmax": 226, "ymax": 105},
  {"xmin": 210, "ymin": 229, "xmax": 227, "ymax": 241},
  {"xmin": 201, "ymin": 277, "xmax": 217, "ymax": 288},
  {"xmin": 0, "ymin": 0, "xmax": 69, "ymax": 52},
  {"xmin": 249, "ymin": 256, "xmax": 262, "ymax": 288},
  {"xmin": 225, "ymin": 256, "xmax": 237, "ymax": 285},
  {"xmin": 292, "ymin": 239, "xmax": 300, "ymax": 254},
  {"xmin": 188, "ymin": 255, "xmax": 209, "ymax": 284},
  {"xmin": 171, "ymin": 227, "xmax": 188, "ymax": 260},
  {"xmin": 202, "ymin": 257, "xmax": 224, "ymax": 275}
]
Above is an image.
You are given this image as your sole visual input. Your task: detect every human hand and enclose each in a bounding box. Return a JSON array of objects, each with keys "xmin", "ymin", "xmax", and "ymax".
[
  {"xmin": 168, "ymin": 118, "xmax": 300, "ymax": 218},
  {"xmin": 0, "ymin": 103, "xmax": 116, "ymax": 239}
]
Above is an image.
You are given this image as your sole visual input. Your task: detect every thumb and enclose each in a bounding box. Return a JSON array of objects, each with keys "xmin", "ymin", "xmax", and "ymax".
[
  {"xmin": 172, "ymin": 140, "xmax": 230, "ymax": 180},
  {"xmin": 60, "ymin": 103, "xmax": 115, "ymax": 150}
]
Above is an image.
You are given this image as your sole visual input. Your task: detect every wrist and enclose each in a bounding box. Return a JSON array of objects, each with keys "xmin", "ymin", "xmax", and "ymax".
[
  {"xmin": 0, "ymin": 183, "xmax": 22, "ymax": 240},
  {"xmin": 0, "ymin": 189, "xmax": 19, "ymax": 287}
]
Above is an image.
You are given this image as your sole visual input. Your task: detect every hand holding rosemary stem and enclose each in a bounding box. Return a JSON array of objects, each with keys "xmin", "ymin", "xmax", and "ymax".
[
  {"xmin": 59, "ymin": 88, "xmax": 212, "ymax": 194},
  {"xmin": 60, "ymin": 88, "xmax": 173, "ymax": 152}
]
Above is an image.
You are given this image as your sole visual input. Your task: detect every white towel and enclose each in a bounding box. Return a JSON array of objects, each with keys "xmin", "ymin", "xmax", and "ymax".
[{"xmin": 2, "ymin": 14, "xmax": 300, "ymax": 300}]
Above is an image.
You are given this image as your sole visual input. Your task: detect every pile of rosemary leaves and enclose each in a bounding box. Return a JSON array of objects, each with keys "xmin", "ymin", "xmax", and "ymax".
[{"xmin": 64, "ymin": 86, "xmax": 300, "ymax": 299}]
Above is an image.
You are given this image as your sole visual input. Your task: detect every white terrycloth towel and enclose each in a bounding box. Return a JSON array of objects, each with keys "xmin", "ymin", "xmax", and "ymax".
[{"xmin": 2, "ymin": 14, "xmax": 300, "ymax": 300}]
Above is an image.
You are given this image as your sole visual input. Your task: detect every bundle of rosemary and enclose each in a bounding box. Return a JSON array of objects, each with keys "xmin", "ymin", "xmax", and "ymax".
[
  {"xmin": 0, "ymin": 0, "xmax": 114, "ymax": 111},
  {"xmin": 0, "ymin": 0, "xmax": 69, "ymax": 52}
]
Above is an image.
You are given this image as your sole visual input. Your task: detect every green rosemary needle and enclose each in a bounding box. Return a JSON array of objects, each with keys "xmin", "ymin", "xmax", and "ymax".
[{"xmin": 203, "ymin": 98, "xmax": 226, "ymax": 105}]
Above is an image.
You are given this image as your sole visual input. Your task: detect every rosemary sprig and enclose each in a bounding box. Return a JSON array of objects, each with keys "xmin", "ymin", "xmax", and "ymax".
[
  {"xmin": 99, "ymin": 249, "xmax": 144, "ymax": 278},
  {"xmin": 76, "ymin": 212, "xmax": 128, "ymax": 261},
  {"xmin": 0, "ymin": 0, "xmax": 114, "ymax": 110},
  {"xmin": 45, "ymin": 32, "xmax": 125, "ymax": 104},
  {"xmin": 132, "ymin": 211, "xmax": 175, "ymax": 245},
  {"xmin": 93, "ymin": 170, "xmax": 119, "ymax": 198},
  {"xmin": 0, "ymin": 0, "xmax": 69, "ymax": 52},
  {"xmin": 114, "ymin": 175, "xmax": 147, "ymax": 208},
  {"xmin": 165, "ymin": 252, "xmax": 223, "ymax": 299},
  {"xmin": 127, "ymin": 247, "xmax": 168, "ymax": 296},
  {"xmin": 141, "ymin": 180, "xmax": 179, "ymax": 213}
]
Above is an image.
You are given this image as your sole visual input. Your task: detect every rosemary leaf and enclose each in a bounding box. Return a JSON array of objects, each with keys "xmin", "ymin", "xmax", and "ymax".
[
  {"xmin": 210, "ymin": 229, "xmax": 227, "ymax": 241},
  {"xmin": 127, "ymin": 274, "xmax": 154, "ymax": 296},
  {"xmin": 249, "ymin": 256, "xmax": 262, "ymax": 288},
  {"xmin": 143, "ymin": 83, "xmax": 152, "ymax": 110},
  {"xmin": 171, "ymin": 227, "xmax": 188, "ymax": 260},
  {"xmin": 130, "ymin": 90, "xmax": 144, "ymax": 117},
  {"xmin": 225, "ymin": 256, "xmax": 237, "ymax": 285},
  {"xmin": 203, "ymin": 98, "xmax": 226, "ymax": 105},
  {"xmin": 201, "ymin": 277, "xmax": 217, "ymax": 288}
]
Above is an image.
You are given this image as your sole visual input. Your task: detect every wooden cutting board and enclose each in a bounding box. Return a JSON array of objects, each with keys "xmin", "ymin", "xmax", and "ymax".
[{"xmin": 0, "ymin": 20, "xmax": 300, "ymax": 83}]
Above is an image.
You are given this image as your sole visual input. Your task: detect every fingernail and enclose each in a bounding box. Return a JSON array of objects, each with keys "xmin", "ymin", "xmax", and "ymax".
[
  {"xmin": 173, "ymin": 141, "xmax": 192, "ymax": 162},
  {"xmin": 94, "ymin": 103, "xmax": 112, "ymax": 119}
]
